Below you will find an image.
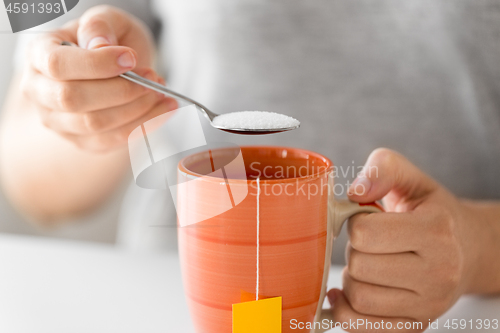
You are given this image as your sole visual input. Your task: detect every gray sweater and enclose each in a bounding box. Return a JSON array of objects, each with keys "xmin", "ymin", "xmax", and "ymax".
[{"xmin": 15, "ymin": 0, "xmax": 500, "ymax": 261}]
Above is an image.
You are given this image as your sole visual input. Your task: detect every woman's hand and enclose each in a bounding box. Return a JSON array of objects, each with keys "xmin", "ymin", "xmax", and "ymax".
[
  {"xmin": 328, "ymin": 148, "xmax": 500, "ymax": 332},
  {"xmin": 20, "ymin": 5, "xmax": 177, "ymax": 152}
]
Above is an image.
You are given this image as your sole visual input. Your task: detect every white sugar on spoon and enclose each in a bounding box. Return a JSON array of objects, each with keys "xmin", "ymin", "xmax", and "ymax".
[{"xmin": 212, "ymin": 111, "xmax": 300, "ymax": 133}]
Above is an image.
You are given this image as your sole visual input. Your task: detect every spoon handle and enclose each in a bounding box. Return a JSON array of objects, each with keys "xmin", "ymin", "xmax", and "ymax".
[
  {"xmin": 120, "ymin": 72, "xmax": 217, "ymax": 121},
  {"xmin": 120, "ymin": 72, "xmax": 197, "ymax": 108}
]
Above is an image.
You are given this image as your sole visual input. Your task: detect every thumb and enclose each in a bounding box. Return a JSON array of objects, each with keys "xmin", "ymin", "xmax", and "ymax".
[
  {"xmin": 327, "ymin": 288, "xmax": 357, "ymax": 327},
  {"xmin": 76, "ymin": 6, "xmax": 138, "ymax": 73},
  {"xmin": 77, "ymin": 6, "xmax": 134, "ymax": 49},
  {"xmin": 328, "ymin": 288, "xmax": 424, "ymax": 332},
  {"xmin": 347, "ymin": 148, "xmax": 438, "ymax": 203}
]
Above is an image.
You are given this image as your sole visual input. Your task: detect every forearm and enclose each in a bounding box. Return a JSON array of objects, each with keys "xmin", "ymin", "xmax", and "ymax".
[
  {"xmin": 461, "ymin": 199, "xmax": 500, "ymax": 294},
  {"xmin": 0, "ymin": 75, "xmax": 129, "ymax": 224}
]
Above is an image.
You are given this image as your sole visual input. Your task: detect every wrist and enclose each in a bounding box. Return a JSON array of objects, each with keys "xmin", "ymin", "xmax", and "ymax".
[{"xmin": 459, "ymin": 199, "xmax": 500, "ymax": 294}]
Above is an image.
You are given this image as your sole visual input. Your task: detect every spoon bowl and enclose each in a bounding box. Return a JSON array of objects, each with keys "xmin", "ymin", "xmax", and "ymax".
[
  {"xmin": 214, "ymin": 128, "xmax": 298, "ymax": 135},
  {"xmin": 119, "ymin": 71, "xmax": 300, "ymax": 135}
]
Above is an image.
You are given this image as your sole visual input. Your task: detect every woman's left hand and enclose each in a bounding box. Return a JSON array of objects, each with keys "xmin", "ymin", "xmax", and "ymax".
[{"xmin": 328, "ymin": 148, "xmax": 500, "ymax": 332}]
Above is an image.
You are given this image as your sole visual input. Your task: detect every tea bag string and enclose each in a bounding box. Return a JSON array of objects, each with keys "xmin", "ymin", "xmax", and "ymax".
[{"xmin": 256, "ymin": 177, "xmax": 260, "ymax": 301}]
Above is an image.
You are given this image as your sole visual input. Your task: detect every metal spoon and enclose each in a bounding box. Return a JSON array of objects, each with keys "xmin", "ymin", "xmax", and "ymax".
[{"xmin": 62, "ymin": 41, "xmax": 300, "ymax": 135}]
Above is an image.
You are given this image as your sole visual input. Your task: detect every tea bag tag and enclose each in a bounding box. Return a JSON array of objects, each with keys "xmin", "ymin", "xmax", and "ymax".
[{"xmin": 232, "ymin": 296, "xmax": 282, "ymax": 333}]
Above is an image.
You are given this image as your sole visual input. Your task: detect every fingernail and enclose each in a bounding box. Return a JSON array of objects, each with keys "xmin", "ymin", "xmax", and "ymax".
[
  {"xmin": 117, "ymin": 51, "xmax": 136, "ymax": 68},
  {"xmin": 87, "ymin": 36, "xmax": 110, "ymax": 50},
  {"xmin": 348, "ymin": 176, "xmax": 372, "ymax": 196},
  {"xmin": 327, "ymin": 290, "xmax": 337, "ymax": 305}
]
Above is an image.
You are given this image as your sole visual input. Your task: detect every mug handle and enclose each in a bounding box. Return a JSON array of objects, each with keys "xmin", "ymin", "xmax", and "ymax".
[{"xmin": 312, "ymin": 199, "xmax": 384, "ymax": 333}]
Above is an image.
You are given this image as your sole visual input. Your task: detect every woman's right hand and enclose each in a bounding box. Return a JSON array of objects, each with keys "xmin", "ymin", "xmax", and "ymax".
[{"xmin": 20, "ymin": 5, "xmax": 177, "ymax": 152}]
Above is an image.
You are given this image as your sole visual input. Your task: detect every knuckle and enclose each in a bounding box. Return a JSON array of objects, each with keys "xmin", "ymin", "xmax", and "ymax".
[
  {"xmin": 166, "ymin": 97, "xmax": 179, "ymax": 110},
  {"xmin": 136, "ymin": 69, "xmax": 158, "ymax": 84},
  {"xmin": 428, "ymin": 257, "xmax": 463, "ymax": 299},
  {"xmin": 139, "ymin": 93, "xmax": 157, "ymax": 111},
  {"xmin": 19, "ymin": 74, "xmax": 32, "ymax": 100},
  {"xmin": 348, "ymin": 222, "xmax": 367, "ymax": 251},
  {"xmin": 83, "ymin": 16, "xmax": 110, "ymax": 33},
  {"xmin": 39, "ymin": 112, "xmax": 51, "ymax": 129},
  {"xmin": 348, "ymin": 287, "xmax": 370, "ymax": 314},
  {"xmin": 80, "ymin": 4, "xmax": 114, "ymax": 24},
  {"xmin": 441, "ymin": 259, "xmax": 463, "ymax": 288},
  {"xmin": 432, "ymin": 210, "xmax": 457, "ymax": 243},
  {"xmin": 55, "ymin": 83, "xmax": 78, "ymax": 112},
  {"xmin": 114, "ymin": 127, "xmax": 132, "ymax": 143},
  {"xmin": 347, "ymin": 251, "xmax": 364, "ymax": 280},
  {"xmin": 46, "ymin": 50, "xmax": 62, "ymax": 78},
  {"xmin": 90, "ymin": 132, "xmax": 126, "ymax": 152},
  {"xmin": 369, "ymin": 148, "xmax": 400, "ymax": 170},
  {"xmin": 447, "ymin": 269, "xmax": 462, "ymax": 290},
  {"xmin": 147, "ymin": 89, "xmax": 162, "ymax": 103},
  {"xmin": 136, "ymin": 69, "xmax": 156, "ymax": 87},
  {"xmin": 20, "ymin": 84, "xmax": 30, "ymax": 100},
  {"xmin": 62, "ymin": 134, "xmax": 86, "ymax": 151},
  {"xmin": 83, "ymin": 113, "xmax": 105, "ymax": 133},
  {"xmin": 442, "ymin": 211, "xmax": 456, "ymax": 233},
  {"xmin": 122, "ymin": 80, "xmax": 143, "ymax": 99},
  {"xmin": 72, "ymin": 139, "xmax": 87, "ymax": 151},
  {"xmin": 81, "ymin": 135, "xmax": 110, "ymax": 153},
  {"xmin": 92, "ymin": 135, "xmax": 109, "ymax": 150},
  {"xmin": 80, "ymin": 5, "xmax": 122, "ymax": 35}
]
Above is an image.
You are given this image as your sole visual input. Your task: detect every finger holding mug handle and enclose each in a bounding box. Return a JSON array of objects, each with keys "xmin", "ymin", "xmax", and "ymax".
[{"xmin": 312, "ymin": 199, "xmax": 384, "ymax": 333}]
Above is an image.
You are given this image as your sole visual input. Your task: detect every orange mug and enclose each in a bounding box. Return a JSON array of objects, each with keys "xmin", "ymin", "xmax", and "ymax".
[{"xmin": 177, "ymin": 146, "xmax": 382, "ymax": 333}]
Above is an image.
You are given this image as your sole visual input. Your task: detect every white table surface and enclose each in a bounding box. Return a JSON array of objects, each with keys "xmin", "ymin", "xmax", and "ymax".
[{"xmin": 0, "ymin": 234, "xmax": 498, "ymax": 332}]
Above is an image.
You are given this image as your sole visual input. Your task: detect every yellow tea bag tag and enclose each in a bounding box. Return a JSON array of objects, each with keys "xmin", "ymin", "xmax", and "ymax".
[{"xmin": 232, "ymin": 296, "xmax": 282, "ymax": 333}]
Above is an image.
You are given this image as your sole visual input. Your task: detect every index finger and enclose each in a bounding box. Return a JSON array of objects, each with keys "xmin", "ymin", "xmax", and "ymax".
[
  {"xmin": 347, "ymin": 211, "xmax": 428, "ymax": 254},
  {"xmin": 30, "ymin": 33, "xmax": 137, "ymax": 80}
]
